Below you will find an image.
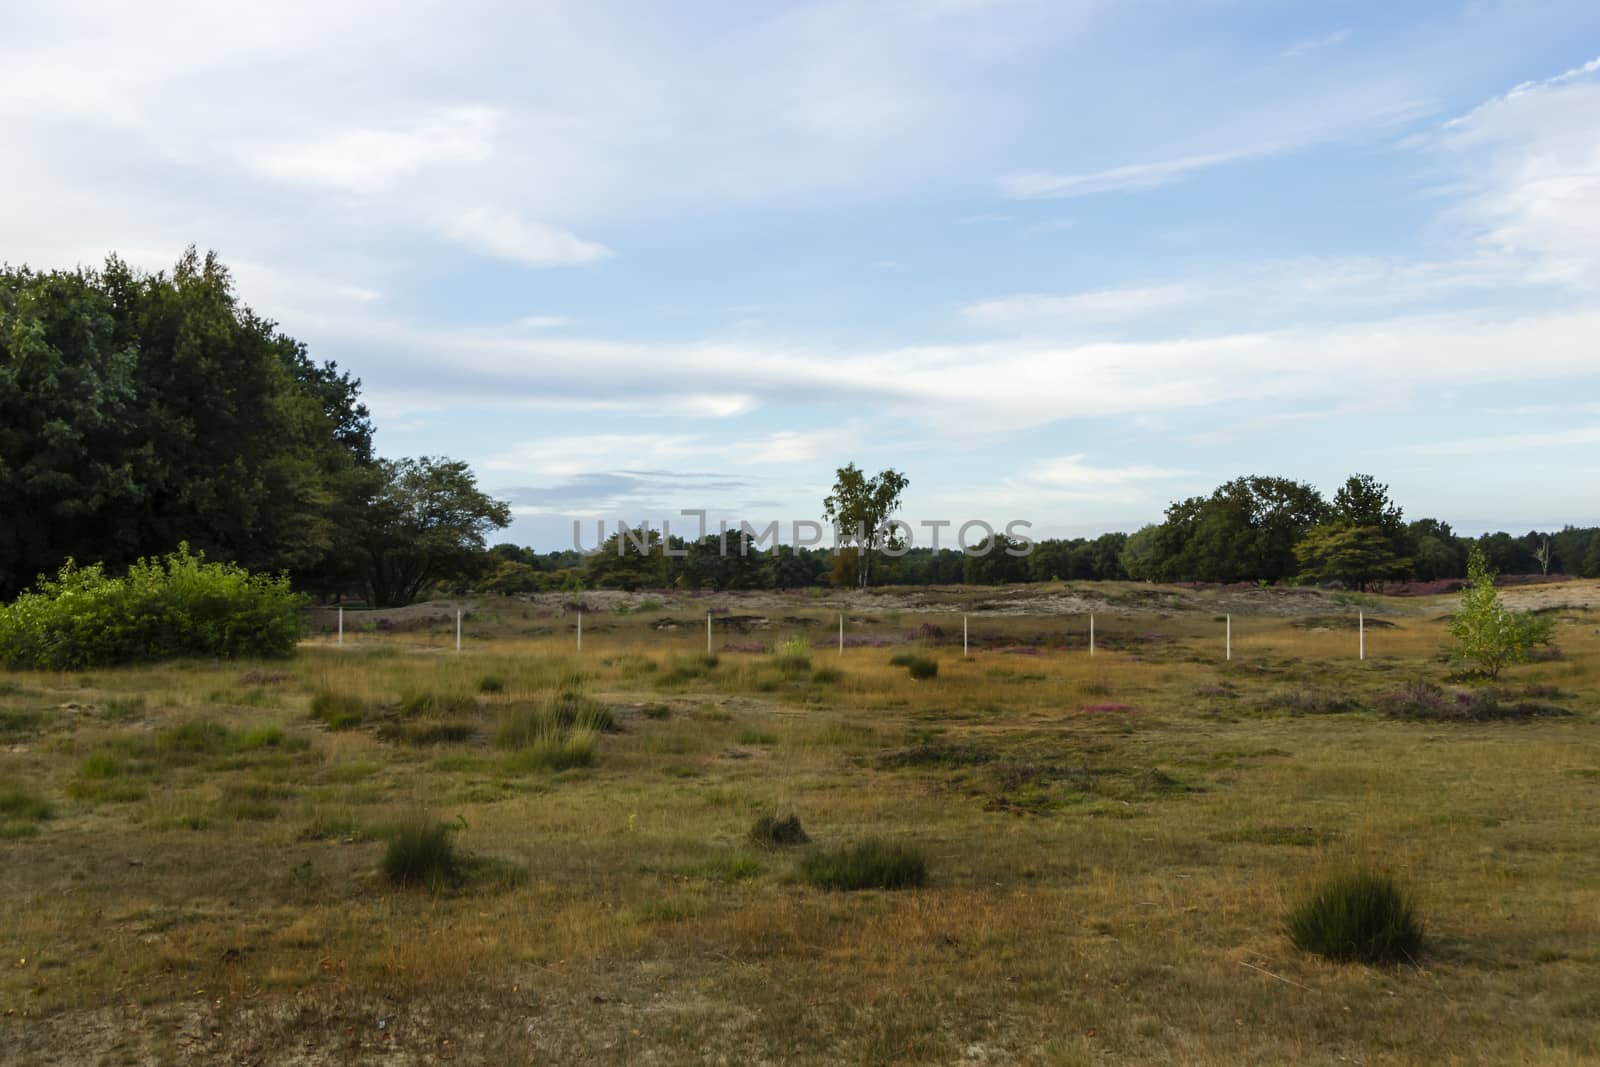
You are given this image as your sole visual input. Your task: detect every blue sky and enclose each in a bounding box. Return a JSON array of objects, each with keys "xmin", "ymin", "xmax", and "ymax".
[{"xmin": 6, "ymin": 1, "xmax": 1600, "ymax": 547}]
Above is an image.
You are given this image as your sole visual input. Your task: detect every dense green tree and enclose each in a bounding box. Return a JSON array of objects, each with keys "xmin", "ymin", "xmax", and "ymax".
[
  {"xmin": 1148, "ymin": 477, "xmax": 1326, "ymax": 582},
  {"xmin": 1, "ymin": 250, "xmax": 376, "ymax": 599},
  {"xmin": 0, "ymin": 267, "xmax": 141, "ymax": 595},
  {"xmin": 583, "ymin": 528, "xmax": 671, "ymax": 591},
  {"xmin": 682, "ymin": 531, "xmax": 767, "ymax": 590},
  {"xmin": 1118, "ymin": 524, "xmax": 1161, "ymax": 581},
  {"xmin": 1408, "ymin": 518, "xmax": 1465, "ymax": 580},
  {"xmin": 963, "ymin": 537, "xmax": 1031, "ymax": 584},
  {"xmin": 1295, "ymin": 524, "xmax": 1412, "ymax": 591},
  {"xmin": 357, "ymin": 456, "xmax": 510, "ymax": 606}
]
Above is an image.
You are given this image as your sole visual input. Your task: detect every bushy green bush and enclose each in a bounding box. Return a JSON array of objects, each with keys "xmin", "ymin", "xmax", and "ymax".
[
  {"xmin": 749, "ymin": 813, "xmax": 809, "ymax": 847},
  {"xmin": 798, "ymin": 839, "xmax": 928, "ymax": 891},
  {"xmin": 1287, "ymin": 869, "xmax": 1423, "ymax": 964},
  {"xmin": 0, "ymin": 545, "xmax": 304, "ymax": 669}
]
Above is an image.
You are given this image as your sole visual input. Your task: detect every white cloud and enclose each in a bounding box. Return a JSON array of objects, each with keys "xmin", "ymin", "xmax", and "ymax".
[
  {"xmin": 517, "ymin": 315, "xmax": 575, "ymax": 329},
  {"xmin": 438, "ymin": 208, "xmax": 612, "ymax": 267},
  {"xmin": 1436, "ymin": 56, "xmax": 1600, "ymax": 287},
  {"xmin": 251, "ymin": 107, "xmax": 499, "ymax": 193},
  {"xmin": 1025, "ymin": 454, "xmax": 1184, "ymax": 489}
]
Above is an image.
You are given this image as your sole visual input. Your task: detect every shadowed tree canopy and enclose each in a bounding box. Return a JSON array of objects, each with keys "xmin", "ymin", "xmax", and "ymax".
[
  {"xmin": 357, "ymin": 457, "xmax": 512, "ymax": 607},
  {"xmin": 0, "ymin": 249, "xmax": 373, "ymax": 598}
]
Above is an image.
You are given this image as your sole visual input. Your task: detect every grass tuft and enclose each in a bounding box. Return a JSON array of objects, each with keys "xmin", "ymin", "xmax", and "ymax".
[
  {"xmin": 310, "ymin": 689, "xmax": 368, "ymax": 729},
  {"xmin": 798, "ymin": 839, "xmax": 928, "ymax": 891},
  {"xmin": 381, "ymin": 812, "xmax": 458, "ymax": 890},
  {"xmin": 1287, "ymin": 869, "xmax": 1423, "ymax": 965},
  {"xmin": 749, "ymin": 813, "xmax": 810, "ymax": 847}
]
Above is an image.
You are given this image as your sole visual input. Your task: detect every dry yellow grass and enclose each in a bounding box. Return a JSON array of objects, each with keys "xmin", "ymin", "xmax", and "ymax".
[{"xmin": 1, "ymin": 583, "xmax": 1597, "ymax": 1064}]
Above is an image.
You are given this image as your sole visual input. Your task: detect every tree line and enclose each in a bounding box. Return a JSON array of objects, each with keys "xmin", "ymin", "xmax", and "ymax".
[
  {"xmin": 485, "ymin": 469, "xmax": 1600, "ymax": 592},
  {"xmin": 6, "ymin": 253, "xmax": 1597, "ymax": 605}
]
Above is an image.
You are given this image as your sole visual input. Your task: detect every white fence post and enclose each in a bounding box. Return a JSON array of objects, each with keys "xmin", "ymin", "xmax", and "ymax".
[
  {"xmin": 707, "ymin": 611, "xmax": 713, "ymax": 656},
  {"xmin": 1226, "ymin": 613, "xmax": 1232, "ymax": 661},
  {"xmin": 963, "ymin": 614, "xmax": 969, "ymax": 657},
  {"xmin": 337, "ymin": 605, "xmax": 343, "ymax": 647},
  {"xmin": 456, "ymin": 609, "xmax": 462, "ymax": 653},
  {"xmin": 838, "ymin": 613, "xmax": 843, "ymax": 655},
  {"xmin": 1359, "ymin": 610, "xmax": 1365, "ymax": 661},
  {"xmin": 1089, "ymin": 613, "xmax": 1095, "ymax": 657},
  {"xmin": 577, "ymin": 610, "xmax": 583, "ymax": 655}
]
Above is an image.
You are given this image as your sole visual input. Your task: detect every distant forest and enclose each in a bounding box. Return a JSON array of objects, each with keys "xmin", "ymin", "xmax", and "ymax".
[{"xmin": 5, "ymin": 252, "xmax": 1598, "ymax": 604}]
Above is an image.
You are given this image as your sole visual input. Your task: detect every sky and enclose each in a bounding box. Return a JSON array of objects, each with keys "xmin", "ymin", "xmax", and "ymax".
[{"xmin": 5, "ymin": 0, "xmax": 1600, "ymax": 548}]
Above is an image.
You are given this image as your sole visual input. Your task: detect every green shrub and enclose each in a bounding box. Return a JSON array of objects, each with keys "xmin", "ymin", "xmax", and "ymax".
[
  {"xmin": 642, "ymin": 703, "xmax": 672, "ymax": 720},
  {"xmin": 477, "ymin": 675, "xmax": 505, "ymax": 694},
  {"xmin": 891, "ymin": 653, "xmax": 938, "ymax": 679},
  {"xmin": 798, "ymin": 839, "xmax": 927, "ymax": 891},
  {"xmin": 310, "ymin": 689, "xmax": 368, "ymax": 729},
  {"xmin": 810, "ymin": 666, "xmax": 843, "ymax": 685},
  {"xmin": 381, "ymin": 812, "xmax": 458, "ymax": 890},
  {"xmin": 1449, "ymin": 546, "xmax": 1557, "ymax": 679},
  {"xmin": 1287, "ymin": 869, "xmax": 1423, "ymax": 964},
  {"xmin": 749, "ymin": 813, "xmax": 810, "ymax": 848},
  {"xmin": 0, "ymin": 545, "xmax": 304, "ymax": 669}
]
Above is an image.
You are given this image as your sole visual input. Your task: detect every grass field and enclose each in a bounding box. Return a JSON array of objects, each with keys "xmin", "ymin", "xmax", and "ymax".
[{"xmin": 2, "ymin": 582, "xmax": 1597, "ymax": 1064}]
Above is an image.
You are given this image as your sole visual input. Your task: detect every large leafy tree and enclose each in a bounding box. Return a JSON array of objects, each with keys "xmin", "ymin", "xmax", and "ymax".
[
  {"xmin": 822, "ymin": 464, "xmax": 909, "ymax": 589},
  {"xmin": 357, "ymin": 456, "xmax": 511, "ymax": 607},
  {"xmin": 0, "ymin": 250, "xmax": 376, "ymax": 598},
  {"xmin": 1148, "ymin": 476, "xmax": 1327, "ymax": 582},
  {"xmin": 0, "ymin": 267, "xmax": 142, "ymax": 595}
]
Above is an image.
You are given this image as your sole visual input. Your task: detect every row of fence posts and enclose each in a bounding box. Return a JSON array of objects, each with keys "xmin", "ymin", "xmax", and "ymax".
[{"xmin": 332, "ymin": 605, "xmax": 1368, "ymax": 661}]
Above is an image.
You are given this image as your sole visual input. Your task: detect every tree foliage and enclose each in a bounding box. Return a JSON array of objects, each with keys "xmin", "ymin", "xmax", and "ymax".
[
  {"xmin": 822, "ymin": 464, "xmax": 909, "ymax": 588},
  {"xmin": 357, "ymin": 457, "xmax": 511, "ymax": 607}
]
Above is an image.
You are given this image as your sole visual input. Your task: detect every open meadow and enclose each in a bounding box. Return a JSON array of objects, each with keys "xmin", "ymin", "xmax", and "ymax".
[{"xmin": 2, "ymin": 581, "xmax": 1598, "ymax": 1065}]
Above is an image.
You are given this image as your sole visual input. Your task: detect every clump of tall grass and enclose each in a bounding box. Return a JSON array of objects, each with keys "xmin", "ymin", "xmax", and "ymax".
[
  {"xmin": 310, "ymin": 689, "xmax": 368, "ymax": 730},
  {"xmin": 798, "ymin": 839, "xmax": 927, "ymax": 890},
  {"xmin": 0, "ymin": 778, "xmax": 53, "ymax": 838},
  {"xmin": 1287, "ymin": 869, "xmax": 1423, "ymax": 964},
  {"xmin": 772, "ymin": 637, "xmax": 812, "ymax": 674},
  {"xmin": 381, "ymin": 811, "xmax": 458, "ymax": 890}
]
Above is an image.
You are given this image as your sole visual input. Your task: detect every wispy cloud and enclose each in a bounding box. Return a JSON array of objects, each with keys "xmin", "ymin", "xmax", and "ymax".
[
  {"xmin": 962, "ymin": 284, "xmax": 1195, "ymax": 324},
  {"xmin": 1282, "ymin": 29, "xmax": 1351, "ymax": 59},
  {"xmin": 999, "ymin": 147, "xmax": 1272, "ymax": 199}
]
